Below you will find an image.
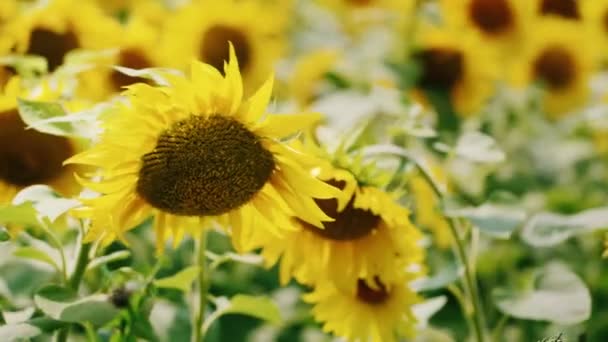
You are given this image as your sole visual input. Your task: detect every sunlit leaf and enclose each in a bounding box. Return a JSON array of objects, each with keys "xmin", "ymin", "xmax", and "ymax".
[
  {"xmin": 87, "ymin": 250, "xmax": 131, "ymax": 271},
  {"xmin": 17, "ymin": 99, "xmax": 74, "ymax": 136},
  {"xmin": 493, "ymin": 263, "xmax": 591, "ymax": 325},
  {"xmin": 446, "ymin": 204, "xmax": 526, "ymax": 239},
  {"xmin": 412, "ymin": 296, "xmax": 448, "ymax": 328},
  {"xmin": 13, "ymin": 247, "xmax": 60, "ymax": 271},
  {"xmin": 454, "ymin": 131, "xmax": 505, "ymax": 163},
  {"xmin": 12, "ymin": 185, "xmax": 80, "ymax": 223},
  {"xmin": 223, "ymin": 295, "xmax": 282, "ymax": 323},
  {"xmin": 521, "ymin": 207, "xmax": 608, "ymax": 247},
  {"xmin": 153, "ymin": 266, "xmax": 200, "ymax": 293},
  {"xmin": 203, "ymin": 295, "xmax": 281, "ymax": 335},
  {"xmin": 113, "ymin": 66, "xmax": 180, "ymax": 86},
  {"xmin": 412, "ymin": 262, "xmax": 462, "ymax": 291},
  {"xmin": 0, "ymin": 323, "xmax": 42, "ymax": 341},
  {"xmin": 0, "ymin": 202, "xmax": 39, "ymax": 227},
  {"xmin": 0, "ymin": 227, "xmax": 11, "ymax": 241},
  {"xmin": 34, "ymin": 285, "xmax": 120, "ymax": 326}
]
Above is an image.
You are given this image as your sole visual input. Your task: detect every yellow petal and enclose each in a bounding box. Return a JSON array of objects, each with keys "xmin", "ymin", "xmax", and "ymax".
[{"xmin": 254, "ymin": 112, "xmax": 322, "ymax": 138}]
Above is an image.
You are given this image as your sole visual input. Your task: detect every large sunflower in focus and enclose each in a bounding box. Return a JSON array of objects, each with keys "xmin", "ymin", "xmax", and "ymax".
[
  {"xmin": 67, "ymin": 47, "xmax": 340, "ymax": 251},
  {"xmin": 160, "ymin": 0, "xmax": 286, "ymax": 95},
  {"xmin": 251, "ymin": 144, "xmax": 424, "ymax": 290},
  {"xmin": 511, "ymin": 18, "xmax": 596, "ymax": 117},
  {"xmin": 304, "ymin": 276, "xmax": 420, "ymax": 342},
  {"xmin": 412, "ymin": 26, "xmax": 498, "ymax": 117},
  {"xmin": 3, "ymin": 0, "xmax": 121, "ymax": 72},
  {"xmin": 0, "ymin": 77, "xmax": 82, "ymax": 204}
]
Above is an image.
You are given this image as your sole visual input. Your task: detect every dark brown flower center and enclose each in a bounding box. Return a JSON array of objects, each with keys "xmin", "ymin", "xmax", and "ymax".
[
  {"xmin": 111, "ymin": 48, "xmax": 153, "ymax": 90},
  {"xmin": 136, "ymin": 115, "xmax": 275, "ymax": 216},
  {"xmin": 533, "ymin": 45, "xmax": 576, "ymax": 90},
  {"xmin": 200, "ymin": 25, "xmax": 252, "ymax": 74},
  {"xmin": 346, "ymin": 0, "xmax": 374, "ymax": 6},
  {"xmin": 414, "ymin": 48, "xmax": 464, "ymax": 91},
  {"xmin": 539, "ymin": 0, "xmax": 580, "ymax": 20},
  {"xmin": 26, "ymin": 28, "xmax": 80, "ymax": 72},
  {"xmin": 468, "ymin": 0, "xmax": 514, "ymax": 35},
  {"xmin": 300, "ymin": 179, "xmax": 380, "ymax": 241},
  {"xmin": 0, "ymin": 110, "xmax": 73, "ymax": 187},
  {"xmin": 356, "ymin": 278, "xmax": 389, "ymax": 305}
]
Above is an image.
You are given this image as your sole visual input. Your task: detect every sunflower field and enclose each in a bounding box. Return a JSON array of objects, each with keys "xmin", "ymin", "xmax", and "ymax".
[{"xmin": 1, "ymin": 0, "xmax": 608, "ymax": 341}]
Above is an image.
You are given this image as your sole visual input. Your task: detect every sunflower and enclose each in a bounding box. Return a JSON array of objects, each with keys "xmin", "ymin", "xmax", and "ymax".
[
  {"xmin": 251, "ymin": 143, "xmax": 424, "ymax": 291},
  {"xmin": 160, "ymin": 0, "xmax": 286, "ymax": 95},
  {"xmin": 3, "ymin": 0, "xmax": 122, "ymax": 72},
  {"xmin": 288, "ymin": 49, "xmax": 340, "ymax": 108},
  {"xmin": 439, "ymin": 0, "xmax": 533, "ymax": 49},
  {"xmin": 412, "ymin": 25, "xmax": 498, "ymax": 117},
  {"xmin": 534, "ymin": 0, "xmax": 581, "ymax": 20},
  {"xmin": 66, "ymin": 47, "xmax": 341, "ymax": 251},
  {"xmin": 582, "ymin": 0, "xmax": 608, "ymax": 63},
  {"xmin": 0, "ymin": 76, "xmax": 83, "ymax": 204},
  {"xmin": 304, "ymin": 276, "xmax": 420, "ymax": 342},
  {"xmin": 84, "ymin": 12, "xmax": 163, "ymax": 99},
  {"xmin": 510, "ymin": 17, "xmax": 596, "ymax": 117}
]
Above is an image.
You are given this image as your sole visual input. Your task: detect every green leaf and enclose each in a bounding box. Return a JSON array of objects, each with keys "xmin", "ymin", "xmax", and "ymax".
[
  {"xmin": 17, "ymin": 98, "xmax": 74, "ymax": 136},
  {"xmin": 0, "ymin": 227, "xmax": 10, "ymax": 241},
  {"xmin": 87, "ymin": 250, "xmax": 131, "ymax": 271},
  {"xmin": 59, "ymin": 296, "xmax": 120, "ymax": 326},
  {"xmin": 0, "ymin": 54, "xmax": 47, "ymax": 76},
  {"xmin": 34, "ymin": 285, "xmax": 119, "ymax": 326},
  {"xmin": 521, "ymin": 207, "xmax": 608, "ymax": 247},
  {"xmin": 13, "ymin": 185, "xmax": 80, "ymax": 223},
  {"xmin": 112, "ymin": 66, "xmax": 178, "ymax": 86},
  {"xmin": 0, "ymin": 323, "xmax": 42, "ymax": 341},
  {"xmin": 445, "ymin": 204, "xmax": 526, "ymax": 239},
  {"xmin": 153, "ymin": 266, "xmax": 200, "ymax": 293},
  {"xmin": 493, "ymin": 263, "xmax": 591, "ymax": 325},
  {"xmin": 203, "ymin": 295, "xmax": 281, "ymax": 335},
  {"xmin": 13, "ymin": 246, "xmax": 60, "ymax": 271},
  {"xmin": 223, "ymin": 295, "xmax": 282, "ymax": 323},
  {"xmin": 412, "ymin": 296, "xmax": 448, "ymax": 328},
  {"xmin": 412, "ymin": 262, "xmax": 462, "ymax": 291},
  {"xmin": 0, "ymin": 202, "xmax": 39, "ymax": 227}
]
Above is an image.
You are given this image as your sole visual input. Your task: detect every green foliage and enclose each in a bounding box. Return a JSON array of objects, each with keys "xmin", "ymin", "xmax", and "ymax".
[{"xmin": 493, "ymin": 263, "xmax": 591, "ymax": 325}]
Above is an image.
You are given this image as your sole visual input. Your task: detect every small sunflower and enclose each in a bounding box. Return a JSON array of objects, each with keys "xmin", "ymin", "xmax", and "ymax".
[
  {"xmin": 440, "ymin": 0, "xmax": 533, "ymax": 48},
  {"xmin": 511, "ymin": 18, "xmax": 596, "ymax": 117},
  {"xmin": 0, "ymin": 76, "xmax": 82, "ymax": 204},
  {"xmin": 160, "ymin": 0, "xmax": 286, "ymax": 95},
  {"xmin": 252, "ymin": 144, "xmax": 424, "ymax": 290},
  {"xmin": 288, "ymin": 49, "xmax": 340, "ymax": 108},
  {"xmin": 534, "ymin": 0, "xmax": 581, "ymax": 20},
  {"xmin": 412, "ymin": 25, "xmax": 498, "ymax": 117},
  {"xmin": 582, "ymin": 0, "xmax": 608, "ymax": 63},
  {"xmin": 66, "ymin": 47, "xmax": 340, "ymax": 251},
  {"xmin": 3, "ymin": 0, "xmax": 122, "ymax": 72},
  {"xmin": 304, "ymin": 276, "xmax": 420, "ymax": 342}
]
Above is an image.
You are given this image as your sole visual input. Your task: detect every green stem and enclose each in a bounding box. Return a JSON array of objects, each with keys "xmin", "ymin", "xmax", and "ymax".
[
  {"xmin": 56, "ymin": 242, "xmax": 92, "ymax": 342},
  {"xmin": 69, "ymin": 242, "xmax": 92, "ymax": 291},
  {"xmin": 447, "ymin": 218, "xmax": 486, "ymax": 342},
  {"xmin": 193, "ymin": 230, "xmax": 209, "ymax": 342},
  {"xmin": 361, "ymin": 145, "xmax": 487, "ymax": 341}
]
